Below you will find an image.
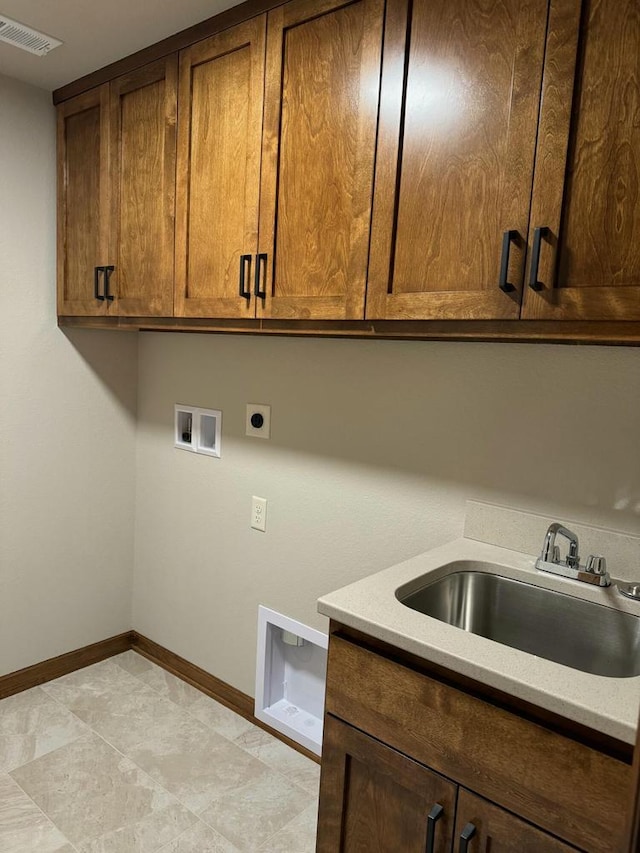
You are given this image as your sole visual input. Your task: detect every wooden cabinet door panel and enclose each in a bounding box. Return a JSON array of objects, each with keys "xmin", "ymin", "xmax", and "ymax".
[
  {"xmin": 175, "ymin": 18, "xmax": 266, "ymax": 319},
  {"xmin": 326, "ymin": 633, "xmax": 630, "ymax": 853},
  {"xmin": 523, "ymin": 0, "xmax": 640, "ymax": 320},
  {"xmin": 317, "ymin": 714, "xmax": 456, "ymax": 853},
  {"xmin": 110, "ymin": 57, "xmax": 177, "ymax": 317},
  {"xmin": 454, "ymin": 789, "xmax": 578, "ymax": 852},
  {"xmin": 367, "ymin": 0, "xmax": 548, "ymax": 320},
  {"xmin": 257, "ymin": 0, "xmax": 384, "ymax": 320},
  {"xmin": 57, "ymin": 85, "xmax": 110, "ymax": 316}
]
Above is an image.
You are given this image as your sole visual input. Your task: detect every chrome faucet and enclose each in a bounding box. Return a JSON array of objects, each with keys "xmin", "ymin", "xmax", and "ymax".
[{"xmin": 535, "ymin": 523, "xmax": 611, "ymax": 587}]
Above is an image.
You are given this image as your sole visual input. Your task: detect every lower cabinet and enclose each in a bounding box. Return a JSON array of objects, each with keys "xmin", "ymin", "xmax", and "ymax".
[
  {"xmin": 317, "ymin": 628, "xmax": 631, "ymax": 853},
  {"xmin": 318, "ymin": 715, "xmax": 577, "ymax": 852},
  {"xmin": 318, "ymin": 715, "xmax": 456, "ymax": 852},
  {"xmin": 452, "ymin": 789, "xmax": 576, "ymax": 853}
]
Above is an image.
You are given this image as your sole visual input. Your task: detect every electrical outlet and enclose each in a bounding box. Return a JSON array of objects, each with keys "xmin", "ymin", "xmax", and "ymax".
[
  {"xmin": 246, "ymin": 404, "xmax": 271, "ymax": 439},
  {"xmin": 251, "ymin": 496, "xmax": 267, "ymax": 532}
]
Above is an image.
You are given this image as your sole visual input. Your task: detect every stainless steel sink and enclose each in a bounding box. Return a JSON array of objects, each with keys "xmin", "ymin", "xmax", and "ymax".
[{"xmin": 396, "ymin": 568, "xmax": 640, "ymax": 677}]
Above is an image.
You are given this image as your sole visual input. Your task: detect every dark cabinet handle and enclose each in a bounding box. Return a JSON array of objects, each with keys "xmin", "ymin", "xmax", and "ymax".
[
  {"xmin": 94, "ymin": 266, "xmax": 105, "ymax": 300},
  {"xmin": 459, "ymin": 822, "xmax": 476, "ymax": 853},
  {"xmin": 499, "ymin": 229, "xmax": 518, "ymax": 293},
  {"xmin": 254, "ymin": 253, "xmax": 267, "ymax": 300},
  {"xmin": 529, "ymin": 226, "xmax": 549, "ymax": 291},
  {"xmin": 103, "ymin": 265, "xmax": 115, "ymax": 301},
  {"xmin": 426, "ymin": 803, "xmax": 444, "ymax": 853},
  {"xmin": 239, "ymin": 254, "xmax": 252, "ymax": 301}
]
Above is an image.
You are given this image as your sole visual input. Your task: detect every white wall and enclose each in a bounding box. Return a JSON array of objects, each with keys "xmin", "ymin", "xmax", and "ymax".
[
  {"xmin": 133, "ymin": 333, "xmax": 640, "ymax": 696},
  {"xmin": 0, "ymin": 75, "xmax": 138, "ymax": 675}
]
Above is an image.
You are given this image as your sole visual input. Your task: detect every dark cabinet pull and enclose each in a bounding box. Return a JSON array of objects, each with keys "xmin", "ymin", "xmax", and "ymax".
[
  {"xmin": 499, "ymin": 229, "xmax": 518, "ymax": 293},
  {"xmin": 94, "ymin": 266, "xmax": 105, "ymax": 300},
  {"xmin": 254, "ymin": 253, "xmax": 267, "ymax": 300},
  {"xmin": 426, "ymin": 803, "xmax": 444, "ymax": 853},
  {"xmin": 528, "ymin": 226, "xmax": 549, "ymax": 291},
  {"xmin": 103, "ymin": 265, "xmax": 115, "ymax": 301},
  {"xmin": 239, "ymin": 254, "xmax": 252, "ymax": 301},
  {"xmin": 459, "ymin": 822, "xmax": 476, "ymax": 853}
]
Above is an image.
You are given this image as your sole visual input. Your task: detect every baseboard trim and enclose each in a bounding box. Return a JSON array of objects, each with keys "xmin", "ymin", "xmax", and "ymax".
[
  {"xmin": 0, "ymin": 631, "xmax": 133, "ymax": 700},
  {"xmin": 131, "ymin": 631, "xmax": 320, "ymax": 764},
  {"xmin": 130, "ymin": 631, "xmax": 254, "ymax": 717},
  {"xmin": 0, "ymin": 629, "xmax": 320, "ymax": 764}
]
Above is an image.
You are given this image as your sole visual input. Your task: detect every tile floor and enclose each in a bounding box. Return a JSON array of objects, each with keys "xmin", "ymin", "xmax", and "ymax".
[{"xmin": 0, "ymin": 651, "xmax": 320, "ymax": 852}]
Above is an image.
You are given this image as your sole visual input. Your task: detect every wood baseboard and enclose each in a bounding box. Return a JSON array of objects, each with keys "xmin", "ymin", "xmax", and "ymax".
[
  {"xmin": 0, "ymin": 631, "xmax": 133, "ymax": 700},
  {"xmin": 0, "ymin": 629, "xmax": 320, "ymax": 764},
  {"xmin": 131, "ymin": 631, "xmax": 320, "ymax": 764}
]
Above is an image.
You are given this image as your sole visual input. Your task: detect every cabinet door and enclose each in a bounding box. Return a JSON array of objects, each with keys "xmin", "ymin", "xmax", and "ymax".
[
  {"xmin": 109, "ymin": 57, "xmax": 177, "ymax": 317},
  {"xmin": 257, "ymin": 0, "xmax": 384, "ymax": 321},
  {"xmin": 522, "ymin": 0, "xmax": 640, "ymax": 320},
  {"xmin": 366, "ymin": 0, "xmax": 548, "ymax": 320},
  {"xmin": 57, "ymin": 85, "xmax": 110, "ymax": 316},
  {"xmin": 453, "ymin": 789, "xmax": 578, "ymax": 852},
  {"xmin": 317, "ymin": 714, "xmax": 456, "ymax": 853},
  {"xmin": 174, "ymin": 18, "xmax": 266, "ymax": 319}
]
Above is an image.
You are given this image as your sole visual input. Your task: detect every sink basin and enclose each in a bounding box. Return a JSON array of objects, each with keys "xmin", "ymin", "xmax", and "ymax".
[{"xmin": 396, "ymin": 567, "xmax": 640, "ymax": 678}]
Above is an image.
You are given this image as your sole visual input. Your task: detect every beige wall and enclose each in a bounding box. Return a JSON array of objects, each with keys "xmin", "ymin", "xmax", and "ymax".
[
  {"xmin": 132, "ymin": 333, "xmax": 640, "ymax": 696},
  {"xmin": 0, "ymin": 75, "xmax": 138, "ymax": 675}
]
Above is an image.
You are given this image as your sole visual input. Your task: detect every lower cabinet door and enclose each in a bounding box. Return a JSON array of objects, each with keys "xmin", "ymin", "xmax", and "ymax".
[
  {"xmin": 453, "ymin": 789, "xmax": 579, "ymax": 853},
  {"xmin": 317, "ymin": 714, "xmax": 456, "ymax": 852}
]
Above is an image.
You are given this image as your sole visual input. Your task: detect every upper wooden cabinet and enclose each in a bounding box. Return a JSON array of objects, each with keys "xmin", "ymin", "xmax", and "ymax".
[
  {"xmin": 57, "ymin": 85, "xmax": 110, "ymax": 317},
  {"xmin": 109, "ymin": 58, "xmax": 177, "ymax": 317},
  {"xmin": 367, "ymin": 0, "xmax": 640, "ymax": 325},
  {"xmin": 55, "ymin": 0, "xmax": 640, "ymax": 340},
  {"xmin": 257, "ymin": 0, "xmax": 383, "ymax": 321},
  {"xmin": 522, "ymin": 0, "xmax": 640, "ymax": 321},
  {"xmin": 174, "ymin": 0, "xmax": 384, "ymax": 322},
  {"xmin": 367, "ymin": 0, "xmax": 549, "ymax": 321},
  {"xmin": 57, "ymin": 57, "xmax": 177, "ymax": 317},
  {"xmin": 174, "ymin": 18, "xmax": 266, "ymax": 319}
]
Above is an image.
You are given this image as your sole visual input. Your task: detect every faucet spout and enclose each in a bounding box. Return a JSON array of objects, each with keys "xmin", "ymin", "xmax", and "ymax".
[
  {"xmin": 536, "ymin": 522, "xmax": 610, "ymax": 587},
  {"xmin": 541, "ymin": 523, "xmax": 580, "ymax": 568}
]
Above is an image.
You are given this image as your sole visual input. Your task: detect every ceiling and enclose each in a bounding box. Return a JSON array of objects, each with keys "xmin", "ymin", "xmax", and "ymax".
[{"xmin": 0, "ymin": 0, "xmax": 243, "ymax": 91}]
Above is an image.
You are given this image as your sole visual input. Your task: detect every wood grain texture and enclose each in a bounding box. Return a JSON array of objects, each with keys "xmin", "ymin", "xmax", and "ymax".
[
  {"xmin": 454, "ymin": 789, "xmax": 579, "ymax": 852},
  {"xmin": 174, "ymin": 18, "xmax": 266, "ymax": 319},
  {"xmin": 629, "ymin": 714, "xmax": 640, "ymax": 852},
  {"xmin": 257, "ymin": 0, "xmax": 384, "ymax": 320},
  {"xmin": 523, "ymin": 0, "xmax": 640, "ymax": 320},
  {"xmin": 367, "ymin": 0, "xmax": 548, "ymax": 320},
  {"xmin": 0, "ymin": 632, "xmax": 133, "ymax": 700},
  {"xmin": 57, "ymin": 85, "xmax": 110, "ymax": 316},
  {"xmin": 317, "ymin": 714, "xmax": 456, "ymax": 852},
  {"xmin": 331, "ymin": 622, "xmax": 633, "ymax": 763},
  {"xmin": 110, "ymin": 56, "xmax": 178, "ymax": 317},
  {"xmin": 325, "ymin": 633, "xmax": 631, "ymax": 852},
  {"xmin": 57, "ymin": 313, "xmax": 640, "ymax": 343}
]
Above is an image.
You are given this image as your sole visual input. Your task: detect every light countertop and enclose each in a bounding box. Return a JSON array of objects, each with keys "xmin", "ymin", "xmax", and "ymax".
[{"xmin": 318, "ymin": 538, "xmax": 640, "ymax": 745}]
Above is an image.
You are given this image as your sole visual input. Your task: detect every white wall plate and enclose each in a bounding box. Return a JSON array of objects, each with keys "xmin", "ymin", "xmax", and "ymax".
[{"xmin": 246, "ymin": 403, "xmax": 271, "ymax": 439}]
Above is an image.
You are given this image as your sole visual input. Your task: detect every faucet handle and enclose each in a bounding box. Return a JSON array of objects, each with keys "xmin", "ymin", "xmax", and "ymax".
[{"xmin": 585, "ymin": 555, "xmax": 607, "ymax": 576}]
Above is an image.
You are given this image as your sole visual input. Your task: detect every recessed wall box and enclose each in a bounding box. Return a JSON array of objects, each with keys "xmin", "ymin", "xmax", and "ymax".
[
  {"xmin": 196, "ymin": 409, "xmax": 222, "ymax": 458},
  {"xmin": 175, "ymin": 405, "xmax": 222, "ymax": 457},
  {"xmin": 175, "ymin": 405, "xmax": 196, "ymax": 451},
  {"xmin": 255, "ymin": 606, "xmax": 328, "ymax": 755}
]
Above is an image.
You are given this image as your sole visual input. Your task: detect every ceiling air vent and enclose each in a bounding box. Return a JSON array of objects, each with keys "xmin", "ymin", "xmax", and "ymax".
[{"xmin": 0, "ymin": 14, "xmax": 62, "ymax": 56}]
